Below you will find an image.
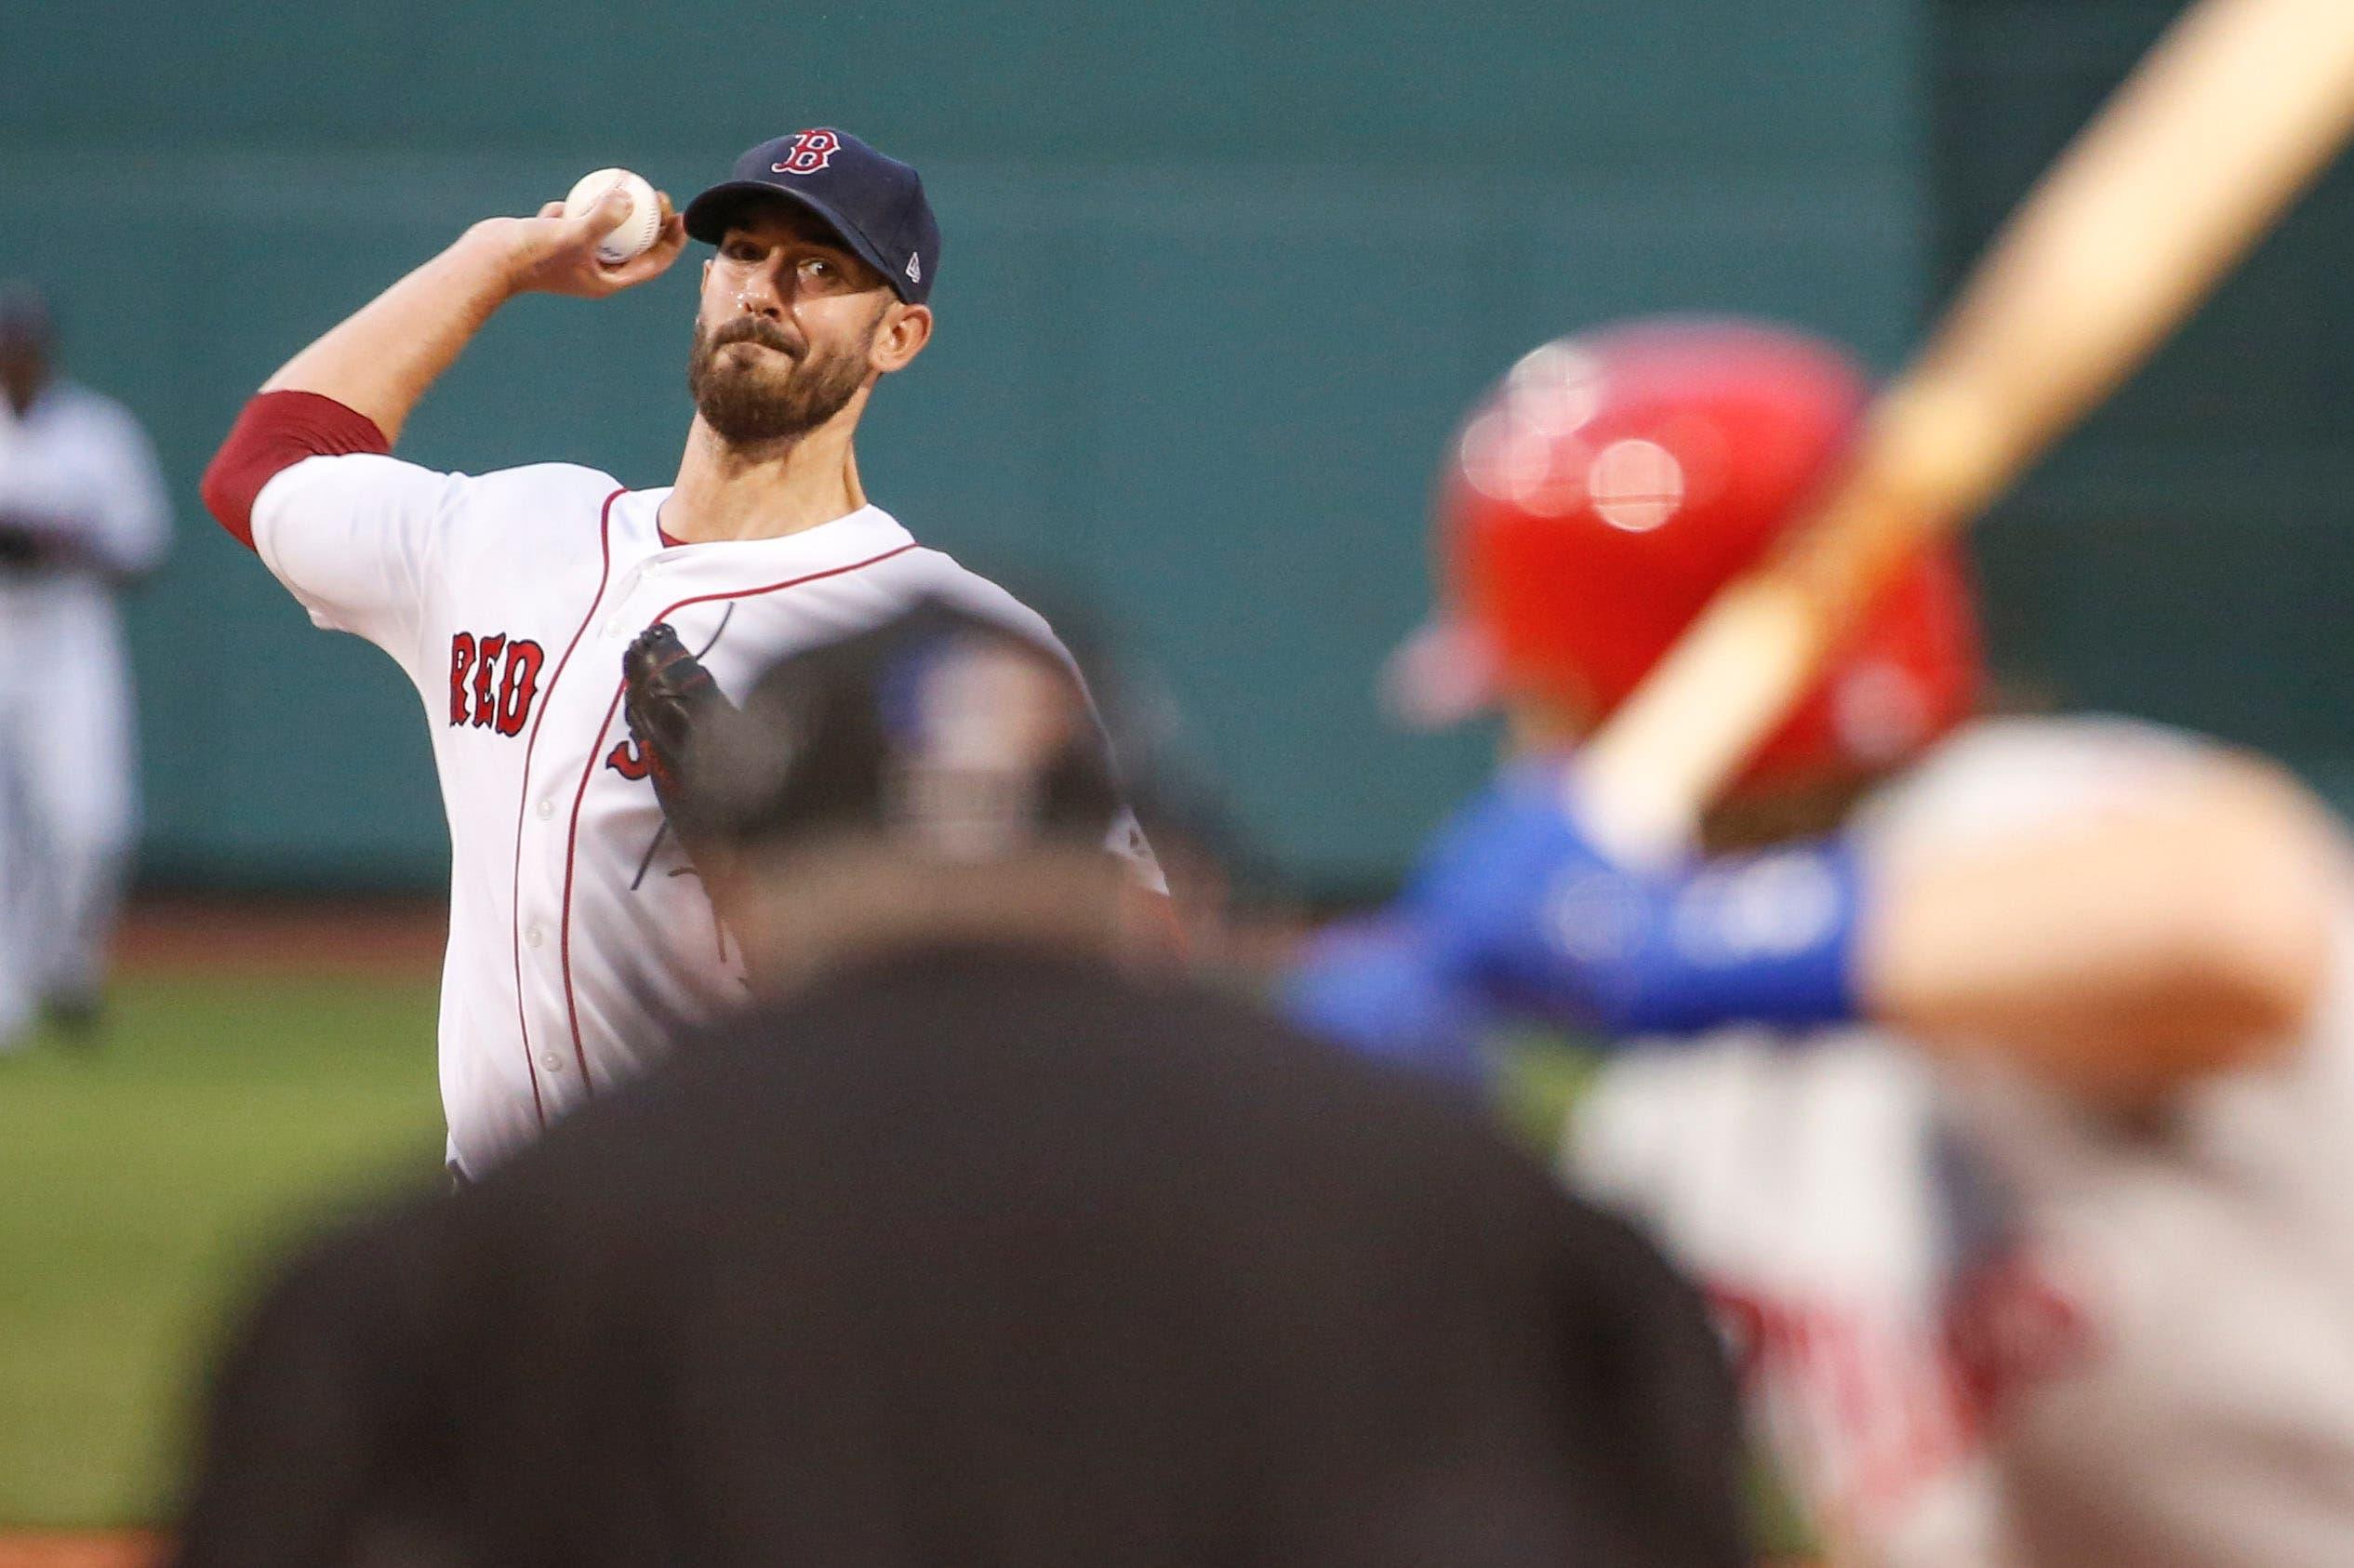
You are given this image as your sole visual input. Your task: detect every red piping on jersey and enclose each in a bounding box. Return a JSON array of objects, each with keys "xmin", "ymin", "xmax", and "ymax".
[
  {"xmin": 506, "ymin": 487, "xmax": 623, "ymax": 1127},
  {"xmin": 200, "ymin": 391, "xmax": 392, "ymax": 550},
  {"xmin": 555, "ymin": 540, "xmax": 922, "ymax": 1089}
]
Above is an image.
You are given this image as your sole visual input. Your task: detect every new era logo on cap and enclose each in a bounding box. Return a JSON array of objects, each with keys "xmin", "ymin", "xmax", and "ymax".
[{"xmin": 683, "ymin": 127, "xmax": 941, "ymax": 305}]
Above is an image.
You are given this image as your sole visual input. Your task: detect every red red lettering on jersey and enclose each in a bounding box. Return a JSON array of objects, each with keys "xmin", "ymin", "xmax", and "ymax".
[
  {"xmin": 449, "ymin": 631, "xmax": 548, "ymax": 738},
  {"xmin": 1945, "ymin": 1252, "xmax": 2095, "ymax": 1420},
  {"xmin": 771, "ymin": 128, "xmax": 842, "ymax": 175},
  {"xmin": 496, "ymin": 640, "xmax": 545, "ymax": 738},
  {"xmin": 472, "ymin": 635, "xmax": 507, "ymax": 728},
  {"xmin": 448, "ymin": 632, "xmax": 476, "ymax": 726},
  {"xmin": 605, "ymin": 737, "xmax": 652, "ymax": 780},
  {"xmin": 1699, "ymin": 1251, "xmax": 2093, "ymax": 1547}
]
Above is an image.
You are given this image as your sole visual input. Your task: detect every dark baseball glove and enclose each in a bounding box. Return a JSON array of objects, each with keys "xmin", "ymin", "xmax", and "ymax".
[{"xmin": 622, "ymin": 623, "xmax": 739, "ymax": 873}]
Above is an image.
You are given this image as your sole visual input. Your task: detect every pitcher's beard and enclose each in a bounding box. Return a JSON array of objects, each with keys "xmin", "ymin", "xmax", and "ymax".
[{"xmin": 688, "ymin": 317, "xmax": 871, "ymax": 446}]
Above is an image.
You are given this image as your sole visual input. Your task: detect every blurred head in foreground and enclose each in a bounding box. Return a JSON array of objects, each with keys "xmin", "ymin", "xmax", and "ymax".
[
  {"xmin": 1389, "ymin": 317, "xmax": 1980, "ymax": 828},
  {"xmin": 680, "ymin": 596, "xmax": 1144, "ymax": 990},
  {"xmin": 172, "ymin": 602, "xmax": 1750, "ymax": 1568}
]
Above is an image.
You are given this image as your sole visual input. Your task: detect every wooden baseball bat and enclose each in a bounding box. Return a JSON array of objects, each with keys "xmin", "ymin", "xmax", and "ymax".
[{"xmin": 1572, "ymin": 0, "xmax": 2354, "ymax": 860}]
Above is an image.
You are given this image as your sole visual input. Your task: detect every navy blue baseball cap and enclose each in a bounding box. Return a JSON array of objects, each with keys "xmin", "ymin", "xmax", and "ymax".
[{"xmin": 684, "ymin": 129, "xmax": 940, "ymax": 305}]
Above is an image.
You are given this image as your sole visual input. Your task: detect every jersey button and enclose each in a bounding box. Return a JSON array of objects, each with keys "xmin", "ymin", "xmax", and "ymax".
[
  {"xmin": 605, "ymin": 618, "xmax": 627, "ymax": 638},
  {"xmin": 535, "ymin": 798, "xmax": 555, "ymax": 821},
  {"xmin": 525, "ymin": 924, "xmax": 545, "ymax": 949},
  {"xmin": 540, "ymin": 1051, "xmax": 565, "ymax": 1073}
]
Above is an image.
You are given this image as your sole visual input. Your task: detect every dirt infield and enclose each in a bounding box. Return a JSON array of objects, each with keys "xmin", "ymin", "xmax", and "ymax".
[
  {"xmin": 116, "ymin": 893, "xmax": 446, "ymax": 980},
  {"xmin": 0, "ymin": 1535, "xmax": 161, "ymax": 1568}
]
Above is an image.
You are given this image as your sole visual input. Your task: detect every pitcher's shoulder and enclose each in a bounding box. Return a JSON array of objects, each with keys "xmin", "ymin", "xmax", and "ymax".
[
  {"xmin": 462, "ymin": 461, "xmax": 632, "ymax": 512},
  {"xmin": 885, "ymin": 547, "xmax": 1060, "ymax": 644}
]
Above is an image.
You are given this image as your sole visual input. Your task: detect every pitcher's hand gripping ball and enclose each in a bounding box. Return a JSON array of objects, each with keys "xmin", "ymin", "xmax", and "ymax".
[{"xmin": 563, "ymin": 168, "xmax": 662, "ymax": 264}]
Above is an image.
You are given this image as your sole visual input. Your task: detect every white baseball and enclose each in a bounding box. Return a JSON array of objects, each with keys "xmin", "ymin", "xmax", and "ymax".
[{"xmin": 562, "ymin": 167, "xmax": 661, "ymax": 265}]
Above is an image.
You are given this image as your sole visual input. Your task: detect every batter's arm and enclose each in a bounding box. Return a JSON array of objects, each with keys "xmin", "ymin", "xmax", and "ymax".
[
  {"xmin": 259, "ymin": 189, "xmax": 685, "ymax": 445},
  {"xmin": 1863, "ymin": 753, "xmax": 2340, "ymax": 1107}
]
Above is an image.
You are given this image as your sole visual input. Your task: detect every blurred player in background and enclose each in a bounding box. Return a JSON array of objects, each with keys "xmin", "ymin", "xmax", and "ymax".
[
  {"xmin": 174, "ymin": 601, "xmax": 1749, "ymax": 1568},
  {"xmin": 1295, "ymin": 318, "xmax": 2354, "ymax": 1565},
  {"xmin": 199, "ymin": 130, "xmax": 1158, "ymax": 1180},
  {"xmin": 0, "ymin": 284, "xmax": 171, "ymax": 1050}
]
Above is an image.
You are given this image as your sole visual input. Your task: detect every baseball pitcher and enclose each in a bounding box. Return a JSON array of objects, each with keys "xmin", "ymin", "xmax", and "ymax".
[{"xmin": 202, "ymin": 130, "xmax": 1159, "ymax": 1179}]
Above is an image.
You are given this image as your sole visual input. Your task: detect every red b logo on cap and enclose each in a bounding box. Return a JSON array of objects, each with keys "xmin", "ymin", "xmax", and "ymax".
[{"xmin": 772, "ymin": 129, "xmax": 842, "ymax": 176}]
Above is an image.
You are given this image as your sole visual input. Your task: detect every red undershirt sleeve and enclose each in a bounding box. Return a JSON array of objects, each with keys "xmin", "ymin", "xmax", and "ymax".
[{"xmin": 200, "ymin": 391, "xmax": 392, "ymax": 551}]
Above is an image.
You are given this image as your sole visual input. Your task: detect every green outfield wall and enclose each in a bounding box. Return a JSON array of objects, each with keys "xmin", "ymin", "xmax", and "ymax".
[
  {"xmin": 1935, "ymin": 0, "xmax": 2354, "ymax": 801},
  {"xmin": 3, "ymin": 0, "xmax": 1966, "ymax": 889}
]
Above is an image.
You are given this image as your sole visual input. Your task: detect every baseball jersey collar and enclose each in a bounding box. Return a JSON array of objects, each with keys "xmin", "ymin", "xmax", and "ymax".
[{"xmin": 631, "ymin": 490, "xmax": 914, "ymax": 562}]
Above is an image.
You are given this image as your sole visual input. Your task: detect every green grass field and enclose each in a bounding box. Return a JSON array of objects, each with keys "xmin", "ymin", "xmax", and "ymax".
[
  {"xmin": 0, "ymin": 974, "xmax": 443, "ymax": 1527},
  {"xmin": 0, "ymin": 965, "xmax": 1603, "ymax": 1533}
]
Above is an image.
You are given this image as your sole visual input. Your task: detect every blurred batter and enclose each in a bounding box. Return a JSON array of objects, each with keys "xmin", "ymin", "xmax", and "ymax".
[{"xmin": 1297, "ymin": 318, "xmax": 2354, "ymax": 1566}]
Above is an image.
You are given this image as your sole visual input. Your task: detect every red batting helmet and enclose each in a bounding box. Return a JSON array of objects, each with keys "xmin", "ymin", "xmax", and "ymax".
[{"xmin": 1390, "ymin": 317, "xmax": 1979, "ymax": 793}]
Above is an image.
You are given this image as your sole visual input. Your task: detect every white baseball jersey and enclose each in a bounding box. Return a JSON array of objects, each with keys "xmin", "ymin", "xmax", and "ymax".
[
  {"xmin": 251, "ymin": 454, "xmax": 1150, "ymax": 1176},
  {"xmin": 1566, "ymin": 717, "xmax": 2354, "ymax": 1567},
  {"xmin": 0, "ymin": 381, "xmax": 170, "ymax": 1043}
]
